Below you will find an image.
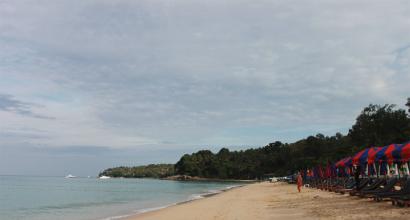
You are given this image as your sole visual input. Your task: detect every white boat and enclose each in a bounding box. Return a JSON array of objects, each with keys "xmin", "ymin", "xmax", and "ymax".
[
  {"xmin": 65, "ymin": 174, "xmax": 76, "ymax": 178},
  {"xmin": 99, "ymin": 175, "xmax": 111, "ymax": 179}
]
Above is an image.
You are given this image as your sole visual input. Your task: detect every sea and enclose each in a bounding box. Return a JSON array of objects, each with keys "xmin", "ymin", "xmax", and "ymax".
[{"xmin": 0, "ymin": 175, "xmax": 242, "ymax": 220}]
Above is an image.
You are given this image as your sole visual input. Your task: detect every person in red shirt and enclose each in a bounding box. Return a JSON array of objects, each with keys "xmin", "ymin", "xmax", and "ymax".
[{"xmin": 297, "ymin": 172, "xmax": 303, "ymax": 193}]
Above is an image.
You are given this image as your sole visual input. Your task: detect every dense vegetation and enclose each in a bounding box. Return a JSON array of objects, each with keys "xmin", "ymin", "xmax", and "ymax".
[
  {"xmin": 101, "ymin": 99, "xmax": 410, "ymax": 180},
  {"xmin": 175, "ymin": 101, "xmax": 410, "ymax": 179},
  {"xmin": 99, "ymin": 164, "xmax": 175, "ymax": 178}
]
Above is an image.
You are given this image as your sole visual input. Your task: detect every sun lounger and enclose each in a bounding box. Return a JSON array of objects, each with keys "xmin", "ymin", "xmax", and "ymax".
[
  {"xmin": 372, "ymin": 178, "xmax": 410, "ymax": 202},
  {"xmin": 324, "ymin": 178, "xmax": 339, "ymax": 191},
  {"xmin": 350, "ymin": 178, "xmax": 386, "ymax": 196},
  {"xmin": 359, "ymin": 178, "xmax": 398, "ymax": 198},
  {"xmin": 391, "ymin": 194, "xmax": 410, "ymax": 207},
  {"xmin": 328, "ymin": 178, "xmax": 349, "ymax": 192},
  {"xmin": 333, "ymin": 178, "xmax": 356, "ymax": 193},
  {"xmin": 339, "ymin": 178, "xmax": 369, "ymax": 194}
]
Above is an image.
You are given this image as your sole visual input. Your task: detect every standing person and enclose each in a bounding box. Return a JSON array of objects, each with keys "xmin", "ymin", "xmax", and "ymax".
[
  {"xmin": 354, "ymin": 165, "xmax": 361, "ymax": 190},
  {"xmin": 297, "ymin": 172, "xmax": 303, "ymax": 193}
]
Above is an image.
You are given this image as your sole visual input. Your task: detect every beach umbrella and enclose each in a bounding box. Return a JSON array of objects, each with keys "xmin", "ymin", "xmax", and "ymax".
[
  {"xmin": 336, "ymin": 167, "xmax": 346, "ymax": 177},
  {"xmin": 352, "ymin": 148, "xmax": 370, "ymax": 165},
  {"xmin": 374, "ymin": 146, "xmax": 389, "ymax": 175},
  {"xmin": 336, "ymin": 160, "xmax": 352, "ymax": 176},
  {"xmin": 325, "ymin": 163, "xmax": 334, "ymax": 178},
  {"xmin": 375, "ymin": 144, "xmax": 402, "ymax": 164},
  {"xmin": 379, "ymin": 163, "xmax": 388, "ymax": 175},
  {"xmin": 344, "ymin": 157, "xmax": 353, "ymax": 167},
  {"xmin": 391, "ymin": 143, "xmax": 407, "ymax": 163},
  {"xmin": 367, "ymin": 147, "xmax": 383, "ymax": 165},
  {"xmin": 400, "ymin": 142, "xmax": 410, "ymax": 162},
  {"xmin": 335, "ymin": 162, "xmax": 349, "ymax": 177},
  {"xmin": 364, "ymin": 147, "xmax": 382, "ymax": 176},
  {"xmin": 312, "ymin": 167, "xmax": 319, "ymax": 179},
  {"xmin": 335, "ymin": 157, "xmax": 352, "ymax": 168},
  {"xmin": 372, "ymin": 144, "xmax": 402, "ymax": 176},
  {"xmin": 331, "ymin": 164, "xmax": 337, "ymax": 177},
  {"xmin": 335, "ymin": 157, "xmax": 346, "ymax": 168},
  {"xmin": 368, "ymin": 164, "xmax": 377, "ymax": 175},
  {"xmin": 318, "ymin": 165, "xmax": 324, "ymax": 178},
  {"xmin": 346, "ymin": 165, "xmax": 353, "ymax": 176},
  {"xmin": 375, "ymin": 145, "xmax": 387, "ymax": 163}
]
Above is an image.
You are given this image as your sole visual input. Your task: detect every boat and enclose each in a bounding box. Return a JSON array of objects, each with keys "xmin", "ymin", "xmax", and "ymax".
[
  {"xmin": 99, "ymin": 175, "xmax": 111, "ymax": 179},
  {"xmin": 65, "ymin": 174, "xmax": 76, "ymax": 178}
]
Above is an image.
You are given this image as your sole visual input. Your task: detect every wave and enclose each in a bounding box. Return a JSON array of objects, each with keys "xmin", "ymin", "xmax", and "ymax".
[
  {"xmin": 99, "ymin": 204, "xmax": 175, "ymax": 220},
  {"xmin": 100, "ymin": 184, "xmax": 243, "ymax": 220},
  {"xmin": 100, "ymin": 214, "xmax": 134, "ymax": 220}
]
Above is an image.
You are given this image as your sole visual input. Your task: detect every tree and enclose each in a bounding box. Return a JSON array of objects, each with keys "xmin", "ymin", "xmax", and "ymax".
[
  {"xmin": 348, "ymin": 104, "xmax": 410, "ymax": 147},
  {"xmin": 406, "ymin": 98, "xmax": 410, "ymax": 113},
  {"xmin": 99, "ymin": 164, "xmax": 175, "ymax": 178}
]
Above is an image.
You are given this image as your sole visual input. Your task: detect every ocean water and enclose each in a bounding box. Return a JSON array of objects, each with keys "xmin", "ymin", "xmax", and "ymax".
[{"xmin": 0, "ymin": 175, "xmax": 242, "ymax": 220}]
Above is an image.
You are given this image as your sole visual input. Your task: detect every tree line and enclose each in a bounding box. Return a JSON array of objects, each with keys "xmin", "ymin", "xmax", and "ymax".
[
  {"xmin": 175, "ymin": 100, "xmax": 410, "ymax": 179},
  {"xmin": 99, "ymin": 164, "xmax": 175, "ymax": 178}
]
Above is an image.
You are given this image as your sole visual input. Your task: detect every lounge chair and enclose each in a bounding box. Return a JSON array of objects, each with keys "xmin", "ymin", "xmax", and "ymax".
[
  {"xmin": 373, "ymin": 178, "xmax": 410, "ymax": 202},
  {"xmin": 350, "ymin": 178, "xmax": 386, "ymax": 196},
  {"xmin": 328, "ymin": 178, "xmax": 349, "ymax": 192},
  {"xmin": 359, "ymin": 178, "xmax": 398, "ymax": 198},
  {"xmin": 333, "ymin": 178, "xmax": 356, "ymax": 193},
  {"xmin": 339, "ymin": 178, "xmax": 370, "ymax": 195},
  {"xmin": 391, "ymin": 194, "xmax": 410, "ymax": 207}
]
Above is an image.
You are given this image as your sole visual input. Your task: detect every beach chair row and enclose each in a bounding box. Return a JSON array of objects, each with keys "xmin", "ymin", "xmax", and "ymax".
[{"xmin": 305, "ymin": 177, "xmax": 410, "ymax": 207}]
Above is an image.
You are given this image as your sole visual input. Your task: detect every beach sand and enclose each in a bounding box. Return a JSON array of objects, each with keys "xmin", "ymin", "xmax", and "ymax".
[{"xmin": 128, "ymin": 182, "xmax": 410, "ymax": 220}]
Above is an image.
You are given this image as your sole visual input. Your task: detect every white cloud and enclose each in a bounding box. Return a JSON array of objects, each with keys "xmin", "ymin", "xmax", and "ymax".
[{"xmin": 0, "ymin": 0, "xmax": 409, "ymax": 151}]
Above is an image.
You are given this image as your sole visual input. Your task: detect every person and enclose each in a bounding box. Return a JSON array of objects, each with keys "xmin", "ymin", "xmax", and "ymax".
[
  {"xmin": 296, "ymin": 172, "xmax": 303, "ymax": 193},
  {"xmin": 354, "ymin": 165, "xmax": 361, "ymax": 190}
]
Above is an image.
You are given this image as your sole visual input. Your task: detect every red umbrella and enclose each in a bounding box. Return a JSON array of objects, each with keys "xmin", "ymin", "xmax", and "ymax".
[
  {"xmin": 367, "ymin": 147, "xmax": 383, "ymax": 165},
  {"xmin": 318, "ymin": 165, "xmax": 324, "ymax": 178},
  {"xmin": 335, "ymin": 157, "xmax": 347, "ymax": 167},
  {"xmin": 384, "ymin": 144, "xmax": 401, "ymax": 164},
  {"xmin": 325, "ymin": 164, "xmax": 332, "ymax": 178},
  {"xmin": 352, "ymin": 148, "xmax": 369, "ymax": 165},
  {"xmin": 400, "ymin": 142, "xmax": 410, "ymax": 162},
  {"xmin": 335, "ymin": 157, "xmax": 352, "ymax": 168}
]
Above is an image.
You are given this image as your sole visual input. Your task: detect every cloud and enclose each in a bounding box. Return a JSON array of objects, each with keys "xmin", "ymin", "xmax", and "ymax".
[
  {"xmin": 0, "ymin": 94, "xmax": 54, "ymax": 119},
  {"xmin": 0, "ymin": 0, "xmax": 410, "ymax": 153}
]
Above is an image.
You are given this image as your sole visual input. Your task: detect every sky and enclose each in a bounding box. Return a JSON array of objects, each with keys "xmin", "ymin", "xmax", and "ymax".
[{"xmin": 1, "ymin": 0, "xmax": 410, "ymax": 176}]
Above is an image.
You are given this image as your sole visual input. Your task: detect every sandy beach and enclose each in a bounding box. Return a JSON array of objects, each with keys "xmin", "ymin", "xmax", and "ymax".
[{"xmin": 128, "ymin": 182, "xmax": 410, "ymax": 220}]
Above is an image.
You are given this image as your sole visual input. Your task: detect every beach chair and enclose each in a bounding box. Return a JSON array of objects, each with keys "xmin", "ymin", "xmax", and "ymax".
[
  {"xmin": 339, "ymin": 178, "xmax": 370, "ymax": 195},
  {"xmin": 359, "ymin": 178, "xmax": 398, "ymax": 198},
  {"xmin": 372, "ymin": 178, "xmax": 410, "ymax": 202},
  {"xmin": 391, "ymin": 194, "xmax": 410, "ymax": 207},
  {"xmin": 333, "ymin": 178, "xmax": 355, "ymax": 193},
  {"xmin": 324, "ymin": 178, "xmax": 338, "ymax": 191},
  {"xmin": 311, "ymin": 179, "xmax": 321, "ymax": 189},
  {"xmin": 317, "ymin": 179, "xmax": 327, "ymax": 190},
  {"xmin": 347, "ymin": 178, "xmax": 373, "ymax": 196},
  {"xmin": 327, "ymin": 178, "xmax": 343, "ymax": 191},
  {"xmin": 350, "ymin": 178, "xmax": 386, "ymax": 196},
  {"xmin": 329, "ymin": 178, "xmax": 349, "ymax": 192}
]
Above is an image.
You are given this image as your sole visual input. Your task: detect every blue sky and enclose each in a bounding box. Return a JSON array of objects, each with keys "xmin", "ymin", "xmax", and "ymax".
[{"xmin": 1, "ymin": 0, "xmax": 410, "ymax": 176}]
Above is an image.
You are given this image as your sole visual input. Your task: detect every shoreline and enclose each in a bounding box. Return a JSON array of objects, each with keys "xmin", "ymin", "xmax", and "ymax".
[
  {"xmin": 124, "ymin": 182, "xmax": 410, "ymax": 220},
  {"xmin": 123, "ymin": 184, "xmax": 251, "ymax": 220},
  {"xmin": 112, "ymin": 184, "xmax": 245, "ymax": 220},
  {"xmin": 161, "ymin": 175, "xmax": 259, "ymax": 183}
]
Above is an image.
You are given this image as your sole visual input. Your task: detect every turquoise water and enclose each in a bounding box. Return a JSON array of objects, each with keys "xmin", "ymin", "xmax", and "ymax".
[{"xmin": 0, "ymin": 176, "xmax": 241, "ymax": 220}]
